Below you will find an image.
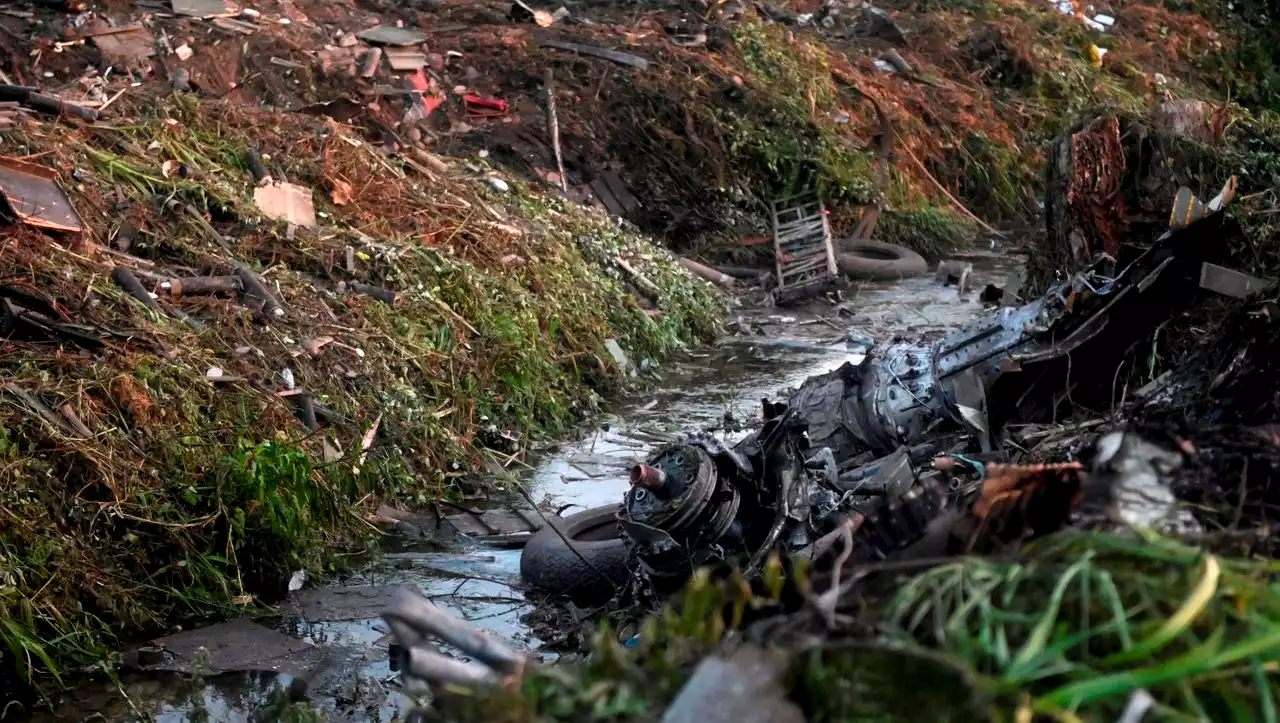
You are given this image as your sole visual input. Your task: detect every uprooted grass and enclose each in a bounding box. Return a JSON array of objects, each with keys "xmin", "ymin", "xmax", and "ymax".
[
  {"xmin": 0, "ymin": 93, "xmax": 720, "ymax": 691},
  {"xmin": 443, "ymin": 531, "xmax": 1280, "ymax": 722}
]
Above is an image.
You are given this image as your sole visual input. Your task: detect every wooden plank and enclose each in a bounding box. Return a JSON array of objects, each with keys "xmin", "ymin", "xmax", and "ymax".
[
  {"xmin": 780, "ymin": 232, "xmax": 826, "ymax": 245},
  {"xmin": 819, "ymin": 196, "xmax": 838, "ymax": 276},
  {"xmin": 772, "ymin": 200, "xmax": 785, "ymax": 288},
  {"xmin": 540, "ymin": 40, "xmax": 650, "ymax": 69},
  {"xmin": 772, "ymin": 192, "xmax": 837, "ymax": 294},
  {"xmin": 782, "ymin": 257, "xmax": 829, "ymax": 277},
  {"xmin": 771, "ymin": 188, "xmax": 821, "ymax": 207},
  {"xmin": 777, "ymin": 223, "xmax": 825, "ymax": 240},
  {"xmin": 590, "ymin": 177, "xmax": 625, "ymax": 216},
  {"xmin": 781, "ymin": 248, "xmax": 829, "ymax": 265},
  {"xmin": 776, "ymin": 221, "xmax": 825, "ymax": 238},
  {"xmin": 602, "ymin": 171, "xmax": 639, "ymax": 211}
]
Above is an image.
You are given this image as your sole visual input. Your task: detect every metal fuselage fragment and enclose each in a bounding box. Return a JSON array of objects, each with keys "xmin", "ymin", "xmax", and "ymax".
[{"xmin": 613, "ymin": 211, "xmax": 1239, "ymax": 594}]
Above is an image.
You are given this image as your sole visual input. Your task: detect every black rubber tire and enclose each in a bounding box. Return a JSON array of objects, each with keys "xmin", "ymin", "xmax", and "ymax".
[
  {"xmin": 520, "ymin": 505, "xmax": 631, "ymax": 604},
  {"xmin": 836, "ymin": 239, "xmax": 929, "ymax": 280}
]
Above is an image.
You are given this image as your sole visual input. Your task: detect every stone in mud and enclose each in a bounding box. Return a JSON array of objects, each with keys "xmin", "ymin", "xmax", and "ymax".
[
  {"xmin": 445, "ymin": 508, "xmax": 546, "ymax": 539},
  {"xmin": 295, "ymin": 585, "xmax": 407, "ymax": 622},
  {"xmin": 663, "ymin": 646, "xmax": 804, "ymax": 723},
  {"xmin": 144, "ymin": 619, "xmax": 328, "ymax": 677}
]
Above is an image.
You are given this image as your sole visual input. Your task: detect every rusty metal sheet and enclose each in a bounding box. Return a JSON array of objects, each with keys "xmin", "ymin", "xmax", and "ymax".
[
  {"xmin": 444, "ymin": 508, "xmax": 545, "ymax": 539},
  {"xmin": 540, "ymin": 40, "xmax": 650, "ymax": 69},
  {"xmin": 171, "ymin": 0, "xmax": 227, "ymax": 17},
  {"xmin": 1200, "ymin": 263, "xmax": 1273, "ymax": 299},
  {"xmin": 356, "ymin": 25, "xmax": 428, "ymax": 46},
  {"xmin": 383, "ymin": 47, "xmax": 427, "ymax": 71},
  {"xmin": 147, "ymin": 618, "xmax": 322, "ymax": 676},
  {"xmin": 0, "ymin": 158, "xmax": 84, "ymax": 234}
]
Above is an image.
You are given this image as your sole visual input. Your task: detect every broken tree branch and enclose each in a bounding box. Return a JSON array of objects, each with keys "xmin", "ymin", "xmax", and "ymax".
[
  {"xmin": 896, "ymin": 134, "xmax": 1003, "ymax": 237},
  {"xmin": 235, "ymin": 266, "xmax": 285, "ymax": 319},
  {"xmin": 164, "ymin": 275, "xmax": 242, "ymax": 297},
  {"xmin": 58, "ymin": 403, "xmax": 94, "ymax": 438},
  {"xmin": 291, "ymin": 393, "xmax": 319, "ymax": 431},
  {"xmin": 383, "ymin": 588, "xmax": 527, "ymax": 674},
  {"xmin": 544, "ymin": 68, "xmax": 568, "ymax": 194},
  {"xmin": 0, "ymin": 84, "xmax": 99, "ymax": 122},
  {"xmin": 349, "ymin": 282, "xmax": 400, "ymax": 305},
  {"xmin": 616, "ymin": 257, "xmax": 661, "ymax": 302},
  {"xmin": 3, "ymin": 382, "xmax": 78, "ymax": 436},
  {"xmin": 111, "ymin": 266, "xmax": 163, "ymax": 313}
]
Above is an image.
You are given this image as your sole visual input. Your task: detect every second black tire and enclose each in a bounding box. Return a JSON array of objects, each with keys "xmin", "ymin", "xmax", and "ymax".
[
  {"xmin": 836, "ymin": 239, "xmax": 929, "ymax": 280},
  {"xmin": 520, "ymin": 505, "xmax": 631, "ymax": 604}
]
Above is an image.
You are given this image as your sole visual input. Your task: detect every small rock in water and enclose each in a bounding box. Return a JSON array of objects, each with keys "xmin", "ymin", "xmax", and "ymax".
[{"xmin": 845, "ymin": 329, "xmax": 874, "ymax": 351}]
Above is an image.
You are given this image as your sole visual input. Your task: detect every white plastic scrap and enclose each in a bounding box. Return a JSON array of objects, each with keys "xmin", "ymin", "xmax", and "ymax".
[
  {"xmin": 1047, "ymin": 0, "xmax": 1117, "ymax": 32},
  {"xmin": 287, "ymin": 569, "xmax": 306, "ymax": 592},
  {"xmin": 279, "ymin": 368, "xmax": 295, "ymax": 389},
  {"xmin": 1094, "ymin": 431, "xmax": 1201, "ymax": 535},
  {"xmin": 1116, "ymin": 690, "xmax": 1156, "ymax": 723}
]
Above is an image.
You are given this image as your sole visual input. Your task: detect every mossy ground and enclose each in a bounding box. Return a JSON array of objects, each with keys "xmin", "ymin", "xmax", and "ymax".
[{"xmin": 0, "ymin": 94, "xmax": 720, "ymax": 690}]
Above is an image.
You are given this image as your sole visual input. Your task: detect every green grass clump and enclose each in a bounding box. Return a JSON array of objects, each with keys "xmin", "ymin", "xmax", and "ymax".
[
  {"xmin": 721, "ymin": 20, "xmax": 882, "ymax": 206},
  {"xmin": 807, "ymin": 532, "xmax": 1280, "ymax": 721},
  {"xmin": 876, "ymin": 207, "xmax": 978, "ymax": 258}
]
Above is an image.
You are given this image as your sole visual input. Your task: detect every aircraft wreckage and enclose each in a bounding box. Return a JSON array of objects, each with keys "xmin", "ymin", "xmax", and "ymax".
[{"xmin": 519, "ymin": 210, "xmax": 1245, "ymax": 603}]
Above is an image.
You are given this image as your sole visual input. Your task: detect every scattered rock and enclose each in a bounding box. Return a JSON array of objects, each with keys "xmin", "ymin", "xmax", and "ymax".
[
  {"xmin": 604, "ymin": 338, "xmax": 630, "ymax": 374},
  {"xmin": 295, "ymin": 585, "xmax": 406, "ymax": 622},
  {"xmin": 663, "ymin": 646, "xmax": 804, "ymax": 723},
  {"xmin": 145, "ymin": 619, "xmax": 325, "ymax": 677}
]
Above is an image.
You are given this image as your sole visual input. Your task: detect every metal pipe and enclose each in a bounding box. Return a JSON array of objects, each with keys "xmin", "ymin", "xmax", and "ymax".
[{"xmin": 678, "ymin": 258, "xmax": 735, "ymax": 287}]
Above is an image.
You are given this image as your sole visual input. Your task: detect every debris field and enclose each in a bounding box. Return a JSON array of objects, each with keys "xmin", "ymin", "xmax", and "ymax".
[{"xmin": 2, "ymin": 0, "xmax": 1280, "ymax": 719}]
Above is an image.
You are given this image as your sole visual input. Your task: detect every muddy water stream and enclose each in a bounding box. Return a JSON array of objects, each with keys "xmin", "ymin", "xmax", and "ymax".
[{"xmin": 41, "ymin": 253, "xmax": 1018, "ymax": 721}]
